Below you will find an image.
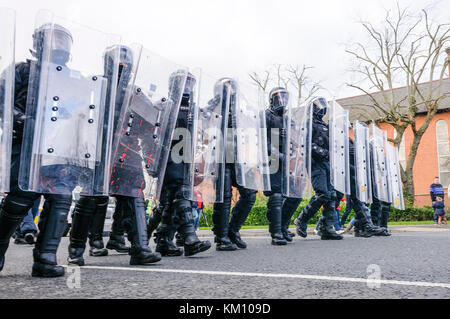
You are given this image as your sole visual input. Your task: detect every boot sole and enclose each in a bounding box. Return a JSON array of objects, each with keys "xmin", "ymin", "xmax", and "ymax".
[
  {"xmin": 185, "ymin": 244, "xmax": 211, "ymax": 257},
  {"xmin": 106, "ymin": 245, "xmax": 130, "ymax": 254},
  {"xmin": 129, "ymin": 256, "xmax": 162, "ymax": 265},
  {"xmin": 89, "ymin": 250, "xmax": 109, "ymax": 257},
  {"xmin": 31, "ymin": 264, "xmax": 65, "ymax": 278},
  {"xmin": 67, "ymin": 258, "xmax": 85, "ymax": 267},
  {"xmin": 216, "ymin": 246, "xmax": 238, "ymax": 251},
  {"xmin": 271, "ymin": 241, "xmax": 288, "ymax": 246},
  {"xmin": 321, "ymin": 235, "xmax": 344, "ymax": 240},
  {"xmin": 156, "ymin": 249, "xmax": 184, "ymax": 257}
]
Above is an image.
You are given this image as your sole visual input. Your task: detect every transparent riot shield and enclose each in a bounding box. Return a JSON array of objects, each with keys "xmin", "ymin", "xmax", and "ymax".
[
  {"xmin": 109, "ymin": 45, "xmax": 187, "ymax": 200},
  {"xmin": 233, "ymin": 83, "xmax": 271, "ymax": 191},
  {"xmin": 0, "ymin": 8, "xmax": 15, "ymax": 192},
  {"xmin": 19, "ymin": 10, "xmax": 121, "ymax": 195},
  {"xmin": 386, "ymin": 143, "xmax": 405, "ymax": 210},
  {"xmin": 183, "ymin": 73, "xmax": 230, "ymax": 203},
  {"xmin": 369, "ymin": 124, "xmax": 390, "ymax": 202},
  {"xmin": 353, "ymin": 121, "xmax": 372, "ymax": 204},
  {"xmin": 329, "ymin": 100, "xmax": 350, "ymax": 195},
  {"xmin": 282, "ymin": 99, "xmax": 312, "ymax": 198}
]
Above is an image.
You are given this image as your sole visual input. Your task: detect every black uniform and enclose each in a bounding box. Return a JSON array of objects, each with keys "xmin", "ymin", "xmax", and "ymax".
[
  {"xmin": 211, "ymin": 81, "xmax": 257, "ymax": 251},
  {"xmin": 67, "ymin": 46, "xmax": 161, "ymax": 266},
  {"xmin": 153, "ymin": 73, "xmax": 211, "ymax": 257},
  {"xmin": 263, "ymin": 88, "xmax": 302, "ymax": 245},
  {"xmin": 294, "ymin": 98, "xmax": 343, "ymax": 240},
  {"xmin": 317, "ymin": 139, "xmax": 384, "ymax": 237},
  {"xmin": 0, "ymin": 55, "xmax": 73, "ymax": 277}
]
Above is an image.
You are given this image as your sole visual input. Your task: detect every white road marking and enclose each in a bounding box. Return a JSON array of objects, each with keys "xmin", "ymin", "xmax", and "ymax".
[{"xmin": 66, "ymin": 265, "xmax": 450, "ymax": 289}]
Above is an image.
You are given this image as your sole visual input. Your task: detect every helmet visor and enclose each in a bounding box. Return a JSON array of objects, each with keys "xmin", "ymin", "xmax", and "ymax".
[
  {"xmin": 184, "ymin": 75, "xmax": 196, "ymax": 95},
  {"xmin": 51, "ymin": 29, "xmax": 72, "ymax": 53},
  {"xmin": 272, "ymin": 90, "xmax": 289, "ymax": 108}
]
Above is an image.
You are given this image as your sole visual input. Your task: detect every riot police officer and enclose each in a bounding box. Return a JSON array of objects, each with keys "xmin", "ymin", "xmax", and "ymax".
[
  {"xmin": 264, "ymin": 87, "xmax": 302, "ymax": 245},
  {"xmin": 153, "ymin": 71, "xmax": 211, "ymax": 257},
  {"xmin": 0, "ymin": 24, "xmax": 76, "ymax": 277},
  {"xmin": 294, "ymin": 97, "xmax": 343, "ymax": 240},
  {"xmin": 67, "ymin": 45, "xmax": 161, "ymax": 266},
  {"xmin": 316, "ymin": 138, "xmax": 384, "ymax": 237},
  {"xmin": 211, "ymin": 78, "xmax": 258, "ymax": 251}
]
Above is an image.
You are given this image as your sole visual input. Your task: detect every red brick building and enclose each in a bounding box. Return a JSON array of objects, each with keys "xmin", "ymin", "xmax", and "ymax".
[{"xmin": 337, "ymin": 48, "xmax": 450, "ymax": 207}]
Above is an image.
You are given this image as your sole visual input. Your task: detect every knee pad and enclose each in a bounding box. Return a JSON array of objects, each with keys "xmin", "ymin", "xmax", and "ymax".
[{"xmin": 240, "ymin": 189, "xmax": 257, "ymax": 204}]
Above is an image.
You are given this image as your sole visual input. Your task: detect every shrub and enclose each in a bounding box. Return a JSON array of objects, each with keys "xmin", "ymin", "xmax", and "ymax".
[{"xmin": 198, "ymin": 193, "xmax": 435, "ymax": 227}]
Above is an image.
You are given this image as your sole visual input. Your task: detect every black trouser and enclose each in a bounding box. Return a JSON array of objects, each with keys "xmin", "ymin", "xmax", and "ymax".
[
  {"xmin": 212, "ymin": 164, "xmax": 257, "ymax": 239},
  {"xmin": 300, "ymin": 161, "xmax": 336, "ymax": 229},
  {"xmin": 370, "ymin": 197, "xmax": 390, "ymax": 227},
  {"xmin": 0, "ymin": 152, "xmax": 72, "ymax": 265},
  {"xmin": 70, "ymin": 195, "xmax": 148, "ymax": 252},
  {"xmin": 157, "ymin": 184, "xmax": 200, "ymax": 246}
]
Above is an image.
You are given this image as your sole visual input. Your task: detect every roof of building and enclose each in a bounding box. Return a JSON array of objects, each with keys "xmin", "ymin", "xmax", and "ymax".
[{"xmin": 336, "ymin": 78, "xmax": 450, "ymax": 122}]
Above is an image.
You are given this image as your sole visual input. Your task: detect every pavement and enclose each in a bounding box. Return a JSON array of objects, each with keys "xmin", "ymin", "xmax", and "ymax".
[{"xmin": 0, "ymin": 224, "xmax": 449, "ymax": 299}]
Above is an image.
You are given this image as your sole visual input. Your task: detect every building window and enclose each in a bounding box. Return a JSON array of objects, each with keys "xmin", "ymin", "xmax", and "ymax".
[
  {"xmin": 394, "ymin": 129, "xmax": 406, "ymax": 170},
  {"xmin": 436, "ymin": 120, "xmax": 450, "ymax": 187}
]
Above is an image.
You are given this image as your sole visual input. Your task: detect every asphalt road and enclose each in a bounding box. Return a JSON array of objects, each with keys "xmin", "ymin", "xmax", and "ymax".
[{"xmin": 1, "ymin": 226, "xmax": 449, "ymax": 299}]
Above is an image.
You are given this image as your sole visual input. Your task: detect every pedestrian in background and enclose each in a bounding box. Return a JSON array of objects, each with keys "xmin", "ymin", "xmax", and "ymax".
[
  {"xmin": 432, "ymin": 197, "xmax": 448, "ymax": 225},
  {"xmin": 430, "ymin": 177, "xmax": 445, "ymax": 225}
]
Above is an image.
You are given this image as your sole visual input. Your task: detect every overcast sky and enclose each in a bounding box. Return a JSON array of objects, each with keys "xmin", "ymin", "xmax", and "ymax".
[{"xmin": 1, "ymin": 0, "xmax": 449, "ymax": 99}]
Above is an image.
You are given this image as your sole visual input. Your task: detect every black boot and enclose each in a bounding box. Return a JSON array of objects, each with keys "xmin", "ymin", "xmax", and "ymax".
[
  {"xmin": 375, "ymin": 202, "xmax": 391, "ymax": 236},
  {"xmin": 212, "ymin": 197, "xmax": 237, "ymax": 251},
  {"xmin": 281, "ymin": 197, "xmax": 302, "ymax": 242},
  {"xmin": 155, "ymin": 226, "xmax": 183, "ymax": 257},
  {"xmin": 147, "ymin": 202, "xmax": 163, "ymax": 239},
  {"xmin": 175, "ymin": 232, "xmax": 185, "ymax": 247},
  {"xmin": 32, "ymin": 195, "xmax": 71, "ymax": 277},
  {"xmin": 228, "ymin": 189, "xmax": 256, "ymax": 249},
  {"xmin": 294, "ymin": 195, "xmax": 323, "ymax": 238},
  {"xmin": 88, "ymin": 197, "xmax": 108, "ymax": 257},
  {"xmin": 106, "ymin": 199, "xmax": 130, "ymax": 253},
  {"xmin": 319, "ymin": 201, "xmax": 343, "ymax": 240},
  {"xmin": 175, "ymin": 199, "xmax": 211, "ymax": 257},
  {"xmin": 354, "ymin": 203, "xmax": 384, "ymax": 238},
  {"xmin": 267, "ymin": 193, "xmax": 287, "ymax": 246},
  {"xmin": 0, "ymin": 197, "xmax": 35, "ymax": 271},
  {"xmin": 68, "ymin": 196, "xmax": 98, "ymax": 266},
  {"xmin": 122, "ymin": 197, "xmax": 161, "ymax": 265}
]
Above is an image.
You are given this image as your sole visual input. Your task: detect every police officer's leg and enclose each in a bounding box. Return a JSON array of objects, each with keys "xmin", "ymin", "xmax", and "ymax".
[
  {"xmin": 106, "ymin": 196, "xmax": 130, "ymax": 253},
  {"xmin": 295, "ymin": 164, "xmax": 330, "ymax": 238},
  {"xmin": 212, "ymin": 166, "xmax": 237, "ymax": 251},
  {"xmin": 370, "ymin": 197, "xmax": 382, "ymax": 226},
  {"xmin": 378, "ymin": 202, "xmax": 392, "ymax": 236},
  {"xmin": 88, "ymin": 196, "xmax": 109, "ymax": 257},
  {"xmin": 67, "ymin": 196, "xmax": 97, "ymax": 266},
  {"xmin": 266, "ymin": 192, "xmax": 287, "ymax": 245},
  {"xmin": 281, "ymin": 197, "xmax": 302, "ymax": 241},
  {"xmin": 317, "ymin": 165, "xmax": 343, "ymax": 240},
  {"xmin": 173, "ymin": 187, "xmax": 211, "ymax": 257},
  {"xmin": 0, "ymin": 191, "xmax": 40, "ymax": 271},
  {"xmin": 146, "ymin": 201, "xmax": 163, "ymax": 239},
  {"xmin": 228, "ymin": 187, "xmax": 256, "ymax": 249},
  {"xmin": 120, "ymin": 196, "xmax": 161, "ymax": 265},
  {"xmin": 32, "ymin": 193, "xmax": 72, "ymax": 277},
  {"xmin": 154, "ymin": 197, "xmax": 183, "ymax": 257},
  {"xmin": 352, "ymin": 198, "xmax": 383, "ymax": 238}
]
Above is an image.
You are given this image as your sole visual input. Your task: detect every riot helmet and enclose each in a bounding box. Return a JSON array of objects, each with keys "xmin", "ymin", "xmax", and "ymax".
[
  {"xmin": 214, "ymin": 77, "xmax": 237, "ymax": 97},
  {"xmin": 310, "ymin": 96, "xmax": 329, "ymax": 119},
  {"xmin": 32, "ymin": 23, "xmax": 73, "ymax": 65},
  {"xmin": 169, "ymin": 70, "xmax": 196, "ymax": 106},
  {"xmin": 269, "ymin": 87, "xmax": 289, "ymax": 115},
  {"xmin": 103, "ymin": 44, "xmax": 134, "ymax": 85}
]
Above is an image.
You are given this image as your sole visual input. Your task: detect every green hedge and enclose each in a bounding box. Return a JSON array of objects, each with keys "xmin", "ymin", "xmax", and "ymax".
[{"xmin": 198, "ymin": 194, "xmax": 436, "ymax": 227}]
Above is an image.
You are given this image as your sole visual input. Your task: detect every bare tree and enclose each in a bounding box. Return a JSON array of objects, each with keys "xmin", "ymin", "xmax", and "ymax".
[
  {"xmin": 249, "ymin": 63, "xmax": 321, "ymax": 105},
  {"xmin": 346, "ymin": 4, "xmax": 450, "ymax": 203}
]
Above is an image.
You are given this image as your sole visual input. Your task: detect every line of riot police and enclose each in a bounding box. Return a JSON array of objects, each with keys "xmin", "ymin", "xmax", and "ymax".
[{"xmin": 0, "ymin": 9, "xmax": 404, "ymax": 277}]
